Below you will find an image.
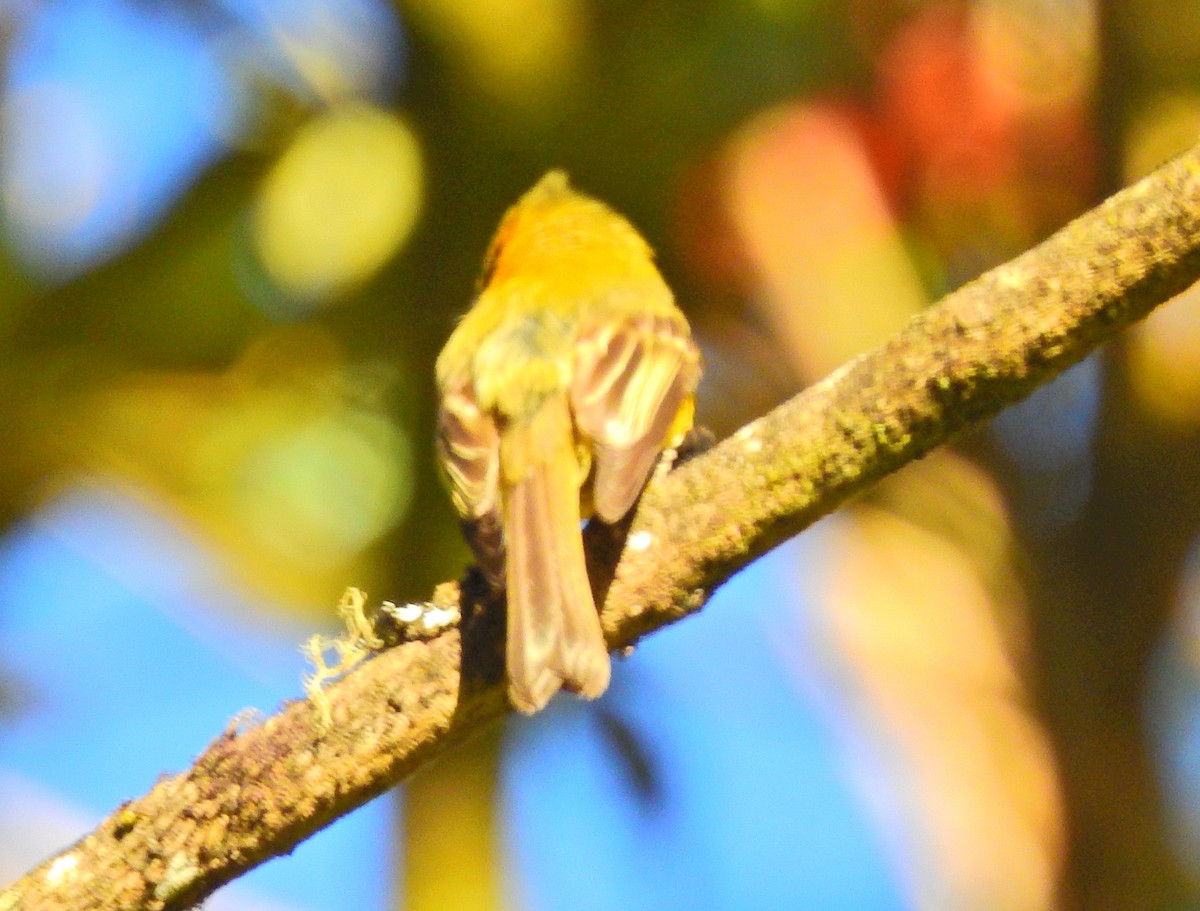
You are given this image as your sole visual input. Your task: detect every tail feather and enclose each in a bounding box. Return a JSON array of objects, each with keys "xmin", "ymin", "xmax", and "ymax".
[{"xmin": 504, "ymin": 402, "xmax": 610, "ymax": 714}]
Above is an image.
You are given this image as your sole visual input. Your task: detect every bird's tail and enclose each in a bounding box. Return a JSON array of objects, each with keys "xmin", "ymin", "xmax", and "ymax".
[{"xmin": 502, "ymin": 397, "xmax": 611, "ymax": 714}]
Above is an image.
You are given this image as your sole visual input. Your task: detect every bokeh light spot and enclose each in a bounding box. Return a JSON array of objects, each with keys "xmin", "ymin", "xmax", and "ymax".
[
  {"xmin": 1124, "ymin": 90, "xmax": 1200, "ymax": 184},
  {"xmin": 404, "ymin": 0, "xmax": 582, "ymax": 109},
  {"xmin": 236, "ymin": 408, "xmax": 411, "ymax": 569},
  {"xmin": 253, "ymin": 101, "xmax": 422, "ymax": 304},
  {"xmin": 2, "ymin": 81, "xmax": 105, "ymax": 237},
  {"xmin": 1128, "ymin": 281, "xmax": 1200, "ymax": 428}
]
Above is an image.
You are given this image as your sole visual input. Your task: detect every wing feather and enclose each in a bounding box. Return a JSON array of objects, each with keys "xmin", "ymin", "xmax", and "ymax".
[
  {"xmin": 436, "ymin": 380, "xmax": 504, "ymax": 581},
  {"xmin": 572, "ymin": 313, "xmax": 700, "ymax": 522}
]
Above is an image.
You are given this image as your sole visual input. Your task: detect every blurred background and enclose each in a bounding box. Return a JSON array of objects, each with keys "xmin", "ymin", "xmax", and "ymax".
[{"xmin": 1, "ymin": 0, "xmax": 1199, "ymax": 909}]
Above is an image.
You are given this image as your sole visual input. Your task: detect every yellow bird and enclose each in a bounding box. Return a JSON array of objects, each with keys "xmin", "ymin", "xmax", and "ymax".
[{"xmin": 436, "ymin": 171, "xmax": 701, "ymax": 714}]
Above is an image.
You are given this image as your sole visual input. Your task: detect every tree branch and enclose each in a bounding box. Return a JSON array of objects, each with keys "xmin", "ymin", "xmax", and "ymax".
[{"xmin": 8, "ymin": 143, "xmax": 1200, "ymax": 911}]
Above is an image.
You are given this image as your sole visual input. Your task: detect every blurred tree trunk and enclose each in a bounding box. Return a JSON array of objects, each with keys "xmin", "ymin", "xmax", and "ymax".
[
  {"xmin": 402, "ymin": 729, "xmax": 505, "ymax": 911},
  {"xmin": 1027, "ymin": 3, "xmax": 1200, "ymax": 908}
]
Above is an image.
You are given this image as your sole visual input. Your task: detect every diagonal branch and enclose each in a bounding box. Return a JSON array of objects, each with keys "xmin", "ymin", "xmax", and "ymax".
[{"xmin": 8, "ymin": 143, "xmax": 1200, "ymax": 911}]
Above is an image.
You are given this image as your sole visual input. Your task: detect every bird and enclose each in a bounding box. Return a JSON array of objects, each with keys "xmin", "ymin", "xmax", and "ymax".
[{"xmin": 435, "ymin": 171, "xmax": 701, "ymax": 714}]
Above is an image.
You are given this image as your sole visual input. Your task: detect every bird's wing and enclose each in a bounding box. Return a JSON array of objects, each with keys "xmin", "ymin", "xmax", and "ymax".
[
  {"xmin": 436, "ymin": 378, "xmax": 503, "ymax": 581},
  {"xmin": 571, "ymin": 311, "xmax": 700, "ymax": 523}
]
